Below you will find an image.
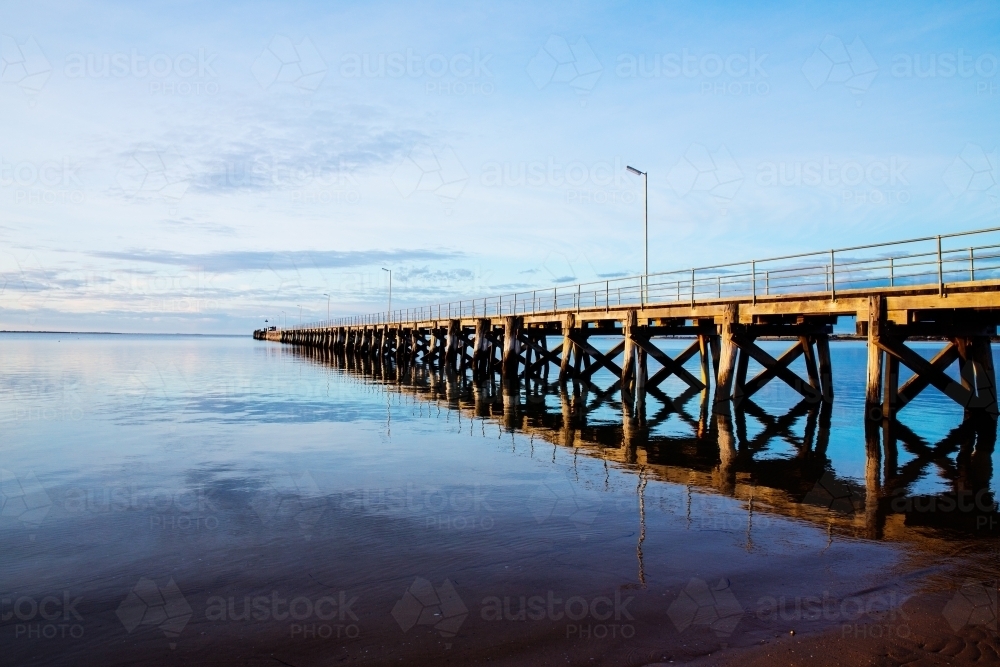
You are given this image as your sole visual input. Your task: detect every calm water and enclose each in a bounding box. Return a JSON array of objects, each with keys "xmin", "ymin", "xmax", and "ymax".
[{"xmin": 2, "ymin": 333, "xmax": 998, "ymax": 666}]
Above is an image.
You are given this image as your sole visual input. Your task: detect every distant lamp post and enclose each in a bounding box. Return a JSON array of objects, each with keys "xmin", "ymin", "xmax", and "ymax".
[
  {"xmin": 298, "ymin": 305, "xmax": 301, "ymax": 325},
  {"xmin": 323, "ymin": 293, "xmax": 330, "ymax": 320},
  {"xmin": 626, "ymin": 165, "xmax": 648, "ymax": 277},
  {"xmin": 281, "ymin": 311, "xmax": 286, "ymax": 328},
  {"xmin": 381, "ymin": 268, "xmax": 392, "ymax": 323}
]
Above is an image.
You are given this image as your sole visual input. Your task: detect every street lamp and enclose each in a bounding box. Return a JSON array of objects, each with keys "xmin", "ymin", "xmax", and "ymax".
[
  {"xmin": 381, "ymin": 268, "xmax": 392, "ymax": 323},
  {"xmin": 323, "ymin": 293, "xmax": 330, "ymax": 320},
  {"xmin": 626, "ymin": 165, "xmax": 648, "ymax": 278}
]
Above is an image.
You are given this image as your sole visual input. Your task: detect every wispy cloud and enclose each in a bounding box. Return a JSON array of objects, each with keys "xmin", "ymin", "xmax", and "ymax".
[{"xmin": 88, "ymin": 248, "xmax": 463, "ymax": 273}]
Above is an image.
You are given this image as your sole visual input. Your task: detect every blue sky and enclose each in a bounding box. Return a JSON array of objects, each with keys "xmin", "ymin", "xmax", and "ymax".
[{"xmin": 0, "ymin": 0, "xmax": 997, "ymax": 332}]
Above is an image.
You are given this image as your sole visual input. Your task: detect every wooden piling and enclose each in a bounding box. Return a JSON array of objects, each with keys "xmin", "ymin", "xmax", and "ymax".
[
  {"xmin": 714, "ymin": 304, "xmax": 739, "ymax": 403},
  {"xmin": 502, "ymin": 316, "xmax": 522, "ymax": 382},
  {"xmin": 558, "ymin": 314, "xmax": 575, "ymax": 382},
  {"xmin": 865, "ymin": 296, "xmax": 885, "ymax": 418}
]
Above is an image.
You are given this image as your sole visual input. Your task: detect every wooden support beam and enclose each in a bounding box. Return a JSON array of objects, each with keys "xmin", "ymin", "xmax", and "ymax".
[
  {"xmin": 895, "ymin": 342, "xmax": 958, "ymax": 409},
  {"xmin": 445, "ymin": 319, "xmax": 461, "ymax": 370},
  {"xmin": 969, "ymin": 337, "xmax": 999, "ymax": 415},
  {"xmin": 883, "ymin": 354, "xmax": 899, "ymax": 421},
  {"xmin": 522, "ymin": 334, "xmax": 560, "ymax": 379},
  {"xmin": 697, "ymin": 335, "xmax": 711, "ymax": 388},
  {"xmin": 559, "ymin": 314, "xmax": 575, "ymax": 383},
  {"xmin": 714, "ymin": 304, "xmax": 739, "ymax": 404},
  {"xmin": 733, "ymin": 345, "xmax": 751, "ymax": 403},
  {"xmin": 955, "ymin": 338, "xmax": 976, "ymax": 393},
  {"xmin": 730, "ymin": 332, "xmax": 823, "ymax": 402},
  {"xmin": 502, "ymin": 316, "xmax": 522, "ymax": 382},
  {"xmin": 472, "ymin": 319, "xmax": 491, "ymax": 378},
  {"xmin": 865, "ymin": 295, "xmax": 885, "ymax": 419},
  {"xmin": 876, "ymin": 337, "xmax": 973, "ymax": 408},
  {"xmin": 638, "ymin": 339, "xmax": 705, "ymax": 390},
  {"xmin": 816, "ymin": 334, "xmax": 834, "ymax": 402},
  {"xmin": 579, "ymin": 339, "xmax": 626, "ymax": 379},
  {"xmin": 739, "ymin": 341, "xmax": 804, "ymax": 400},
  {"xmin": 801, "ymin": 336, "xmax": 821, "ymax": 391},
  {"xmin": 622, "ymin": 310, "xmax": 638, "ymax": 393}
]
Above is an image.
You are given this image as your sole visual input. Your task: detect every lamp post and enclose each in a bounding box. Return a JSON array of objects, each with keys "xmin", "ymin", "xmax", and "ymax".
[
  {"xmin": 298, "ymin": 305, "xmax": 301, "ymax": 325},
  {"xmin": 382, "ymin": 268, "xmax": 392, "ymax": 323},
  {"xmin": 323, "ymin": 293, "xmax": 330, "ymax": 321},
  {"xmin": 626, "ymin": 165, "xmax": 648, "ymax": 278}
]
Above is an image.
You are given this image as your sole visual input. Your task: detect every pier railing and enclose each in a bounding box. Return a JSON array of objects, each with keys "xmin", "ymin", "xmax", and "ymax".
[{"xmin": 285, "ymin": 226, "xmax": 1000, "ymax": 330}]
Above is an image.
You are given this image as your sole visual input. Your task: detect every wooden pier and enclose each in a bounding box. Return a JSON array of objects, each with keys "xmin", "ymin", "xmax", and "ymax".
[{"xmin": 255, "ymin": 228, "xmax": 1000, "ymax": 421}]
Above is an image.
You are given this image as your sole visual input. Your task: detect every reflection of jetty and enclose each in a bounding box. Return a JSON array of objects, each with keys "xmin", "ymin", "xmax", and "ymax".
[
  {"xmin": 290, "ymin": 344, "xmax": 998, "ymax": 547},
  {"xmin": 258, "ymin": 228, "xmax": 1000, "ymax": 424}
]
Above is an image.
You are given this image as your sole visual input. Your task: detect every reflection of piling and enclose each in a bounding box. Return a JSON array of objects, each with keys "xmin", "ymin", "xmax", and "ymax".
[
  {"xmin": 714, "ymin": 402, "xmax": 737, "ymax": 496},
  {"xmin": 864, "ymin": 420, "xmax": 883, "ymax": 539},
  {"xmin": 501, "ymin": 381, "xmax": 520, "ymax": 431}
]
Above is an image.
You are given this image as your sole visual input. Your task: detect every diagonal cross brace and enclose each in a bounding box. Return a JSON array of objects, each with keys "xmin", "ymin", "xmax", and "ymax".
[
  {"xmin": 578, "ymin": 339, "xmax": 625, "ymax": 379},
  {"xmin": 877, "ymin": 338, "xmax": 976, "ymax": 409},
  {"xmin": 638, "ymin": 339, "xmax": 704, "ymax": 390},
  {"xmin": 732, "ymin": 332, "xmax": 822, "ymax": 402}
]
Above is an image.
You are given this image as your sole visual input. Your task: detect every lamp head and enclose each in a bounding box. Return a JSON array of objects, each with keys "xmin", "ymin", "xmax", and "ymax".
[{"xmin": 626, "ymin": 166, "xmax": 643, "ymax": 176}]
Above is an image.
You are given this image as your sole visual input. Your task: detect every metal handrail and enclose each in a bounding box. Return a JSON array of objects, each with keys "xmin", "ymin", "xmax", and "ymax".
[{"xmin": 279, "ymin": 226, "xmax": 1000, "ymax": 331}]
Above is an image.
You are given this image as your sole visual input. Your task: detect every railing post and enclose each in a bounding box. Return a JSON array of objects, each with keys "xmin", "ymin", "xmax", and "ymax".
[
  {"xmin": 889, "ymin": 257, "xmax": 894, "ymax": 287},
  {"xmin": 830, "ymin": 250, "xmax": 836, "ymax": 301},
  {"xmin": 690, "ymin": 268, "xmax": 695, "ymax": 306},
  {"xmin": 717, "ymin": 276, "xmax": 721, "ymax": 298},
  {"xmin": 969, "ymin": 247, "xmax": 975, "ymax": 281},
  {"xmin": 552, "ymin": 288, "xmax": 556, "ymax": 312},
  {"xmin": 576, "ymin": 284, "xmax": 581, "ymax": 312},
  {"xmin": 765, "ymin": 271, "xmax": 769, "ymax": 295},
  {"xmin": 605, "ymin": 281, "xmax": 609, "ymax": 312},
  {"xmin": 533, "ymin": 290, "xmax": 536, "ymax": 314},
  {"xmin": 751, "ymin": 260, "xmax": 756, "ymax": 304},
  {"xmin": 937, "ymin": 235, "xmax": 944, "ymax": 296}
]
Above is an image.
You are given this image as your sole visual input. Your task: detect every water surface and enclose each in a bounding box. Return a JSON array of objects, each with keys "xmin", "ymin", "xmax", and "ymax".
[{"xmin": 2, "ymin": 333, "xmax": 997, "ymax": 666}]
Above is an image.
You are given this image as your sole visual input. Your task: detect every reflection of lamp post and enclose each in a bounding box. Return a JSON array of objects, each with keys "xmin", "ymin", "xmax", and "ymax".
[
  {"xmin": 323, "ymin": 293, "xmax": 330, "ymax": 320},
  {"xmin": 381, "ymin": 268, "xmax": 392, "ymax": 323},
  {"xmin": 626, "ymin": 165, "xmax": 648, "ymax": 278}
]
